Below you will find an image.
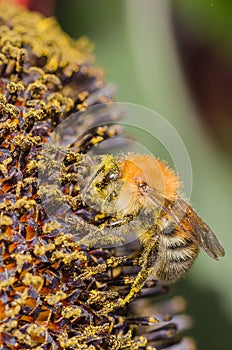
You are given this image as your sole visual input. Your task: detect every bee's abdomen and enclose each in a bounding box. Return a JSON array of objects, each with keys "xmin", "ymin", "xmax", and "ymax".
[{"xmin": 155, "ymin": 227, "xmax": 199, "ymax": 282}]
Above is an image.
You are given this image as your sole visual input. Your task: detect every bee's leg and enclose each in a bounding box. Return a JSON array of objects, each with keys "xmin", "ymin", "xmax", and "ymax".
[
  {"xmin": 123, "ymin": 234, "xmax": 157, "ymax": 304},
  {"xmin": 99, "ymin": 232, "xmax": 158, "ymax": 314},
  {"xmin": 100, "ymin": 247, "xmax": 155, "ymax": 313}
]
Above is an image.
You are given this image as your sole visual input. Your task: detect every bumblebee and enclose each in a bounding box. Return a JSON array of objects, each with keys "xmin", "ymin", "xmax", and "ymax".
[{"xmin": 80, "ymin": 153, "xmax": 225, "ymax": 303}]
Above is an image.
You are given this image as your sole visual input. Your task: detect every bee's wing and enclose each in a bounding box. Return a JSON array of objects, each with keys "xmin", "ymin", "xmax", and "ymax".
[
  {"xmin": 145, "ymin": 188, "xmax": 224, "ymax": 260},
  {"xmin": 171, "ymin": 199, "xmax": 225, "ymax": 260}
]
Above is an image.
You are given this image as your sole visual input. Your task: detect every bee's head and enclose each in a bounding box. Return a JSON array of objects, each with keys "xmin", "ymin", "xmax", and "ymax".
[{"xmin": 81, "ymin": 154, "xmax": 180, "ymax": 218}]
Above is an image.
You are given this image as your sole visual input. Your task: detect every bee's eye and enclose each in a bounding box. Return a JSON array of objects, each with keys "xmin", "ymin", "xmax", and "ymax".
[
  {"xmin": 95, "ymin": 169, "xmax": 120, "ymax": 190},
  {"xmin": 101, "ymin": 171, "xmax": 119, "ymax": 186},
  {"xmin": 107, "ymin": 172, "xmax": 119, "ymax": 181}
]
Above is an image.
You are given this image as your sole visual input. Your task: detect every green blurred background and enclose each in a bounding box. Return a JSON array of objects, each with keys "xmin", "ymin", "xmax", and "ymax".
[{"xmin": 55, "ymin": 1, "xmax": 232, "ymax": 349}]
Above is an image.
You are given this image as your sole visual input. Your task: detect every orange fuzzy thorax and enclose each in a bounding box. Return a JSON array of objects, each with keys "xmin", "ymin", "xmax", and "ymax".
[{"xmin": 119, "ymin": 154, "xmax": 180, "ymax": 201}]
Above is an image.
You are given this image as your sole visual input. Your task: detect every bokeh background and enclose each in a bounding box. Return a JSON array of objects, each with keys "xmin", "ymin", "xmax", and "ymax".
[{"xmin": 28, "ymin": 0, "xmax": 232, "ymax": 348}]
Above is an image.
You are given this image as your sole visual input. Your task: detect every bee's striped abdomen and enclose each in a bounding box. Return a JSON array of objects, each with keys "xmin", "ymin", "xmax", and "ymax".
[{"xmin": 155, "ymin": 224, "xmax": 199, "ymax": 281}]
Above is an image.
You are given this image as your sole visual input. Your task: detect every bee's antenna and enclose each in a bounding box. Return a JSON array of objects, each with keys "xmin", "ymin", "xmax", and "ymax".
[{"xmin": 81, "ymin": 164, "xmax": 106, "ymax": 202}]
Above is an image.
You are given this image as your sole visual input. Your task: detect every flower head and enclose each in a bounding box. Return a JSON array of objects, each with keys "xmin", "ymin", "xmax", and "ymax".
[{"xmin": 0, "ymin": 3, "xmax": 195, "ymax": 349}]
